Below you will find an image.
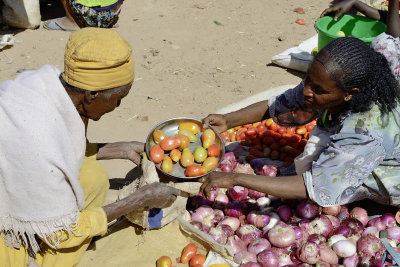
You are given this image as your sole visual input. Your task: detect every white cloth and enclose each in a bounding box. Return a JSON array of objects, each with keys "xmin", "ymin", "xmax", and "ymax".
[
  {"xmin": 294, "ymin": 126, "xmax": 331, "ymax": 174},
  {"xmin": 0, "ymin": 65, "xmax": 86, "ymax": 254}
]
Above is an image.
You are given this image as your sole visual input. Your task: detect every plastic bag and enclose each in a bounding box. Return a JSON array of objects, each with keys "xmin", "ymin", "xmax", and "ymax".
[{"xmin": 2, "ymin": 0, "xmax": 41, "ymax": 29}]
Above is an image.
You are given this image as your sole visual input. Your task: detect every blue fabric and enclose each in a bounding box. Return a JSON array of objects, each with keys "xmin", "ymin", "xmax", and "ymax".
[{"xmin": 148, "ymin": 208, "xmax": 163, "ymax": 229}]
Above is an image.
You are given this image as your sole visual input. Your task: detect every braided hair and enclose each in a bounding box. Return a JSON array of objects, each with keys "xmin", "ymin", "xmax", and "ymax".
[{"xmin": 315, "ymin": 37, "xmax": 400, "ymax": 114}]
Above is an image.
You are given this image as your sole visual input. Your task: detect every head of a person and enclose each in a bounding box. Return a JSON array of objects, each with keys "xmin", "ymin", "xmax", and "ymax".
[
  {"xmin": 61, "ymin": 28, "xmax": 134, "ymax": 121},
  {"xmin": 304, "ymin": 37, "xmax": 399, "ymax": 114}
]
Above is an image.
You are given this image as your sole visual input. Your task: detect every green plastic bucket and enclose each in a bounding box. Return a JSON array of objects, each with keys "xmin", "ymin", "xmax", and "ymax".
[{"xmin": 315, "ymin": 14, "xmax": 387, "ymax": 51}]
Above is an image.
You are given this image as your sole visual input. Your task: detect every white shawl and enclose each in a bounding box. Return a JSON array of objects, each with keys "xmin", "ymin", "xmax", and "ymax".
[{"xmin": 0, "ymin": 65, "xmax": 86, "ymax": 254}]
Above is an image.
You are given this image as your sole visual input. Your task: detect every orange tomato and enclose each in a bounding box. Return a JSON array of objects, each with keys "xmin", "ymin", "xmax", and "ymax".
[
  {"xmin": 156, "ymin": 256, "xmax": 172, "ymax": 267},
  {"xmin": 256, "ymin": 124, "xmax": 267, "ymax": 135},
  {"xmin": 296, "ymin": 127, "xmax": 307, "ymax": 135},
  {"xmin": 177, "ymin": 135, "xmax": 190, "ymax": 151},
  {"xmin": 253, "ymin": 122, "xmax": 261, "ymax": 127},
  {"xmin": 226, "ymin": 128, "xmax": 235, "ymax": 135},
  {"xmin": 170, "ymin": 149, "xmax": 181, "ymax": 162},
  {"xmin": 207, "ymin": 144, "xmax": 220, "ymax": 157},
  {"xmin": 233, "ymin": 126, "xmax": 242, "ymax": 131},
  {"xmin": 220, "ymin": 132, "xmax": 229, "ymax": 142},
  {"xmin": 190, "ymin": 254, "xmax": 206, "ymax": 267},
  {"xmin": 161, "ymin": 156, "xmax": 173, "ymax": 173},
  {"xmin": 202, "ymin": 129, "xmax": 216, "ymax": 149},
  {"xmin": 181, "ymin": 148, "xmax": 194, "ymax": 167},
  {"xmin": 236, "ymin": 131, "xmax": 246, "ymax": 141},
  {"xmin": 149, "ymin": 144, "xmax": 164, "ymax": 164},
  {"xmin": 202, "ymin": 157, "xmax": 219, "ymax": 172},
  {"xmin": 304, "ymin": 132, "xmax": 310, "ymax": 139},
  {"xmin": 264, "ymin": 118, "xmax": 274, "ymax": 127},
  {"xmin": 305, "ymin": 123, "xmax": 315, "ymax": 132},
  {"xmin": 286, "ymin": 127, "xmax": 296, "ymax": 135},
  {"xmin": 185, "ymin": 165, "xmax": 207, "ymax": 177},
  {"xmin": 181, "ymin": 243, "xmax": 197, "ymax": 263},
  {"xmin": 245, "ymin": 127, "xmax": 257, "ymax": 136},
  {"xmin": 179, "ymin": 122, "xmax": 201, "ymax": 134},
  {"xmin": 160, "ymin": 137, "xmax": 180, "ymax": 151},
  {"xmin": 277, "ymin": 127, "xmax": 286, "ymax": 135},
  {"xmin": 243, "ymin": 124, "xmax": 252, "ymax": 128},
  {"xmin": 269, "ymin": 122, "xmax": 279, "ymax": 132},
  {"xmin": 153, "ymin": 129, "xmax": 167, "ymax": 144}
]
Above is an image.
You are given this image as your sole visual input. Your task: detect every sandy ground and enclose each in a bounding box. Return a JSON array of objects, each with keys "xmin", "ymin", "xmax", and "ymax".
[{"xmin": 0, "ymin": 0, "xmax": 332, "ymax": 179}]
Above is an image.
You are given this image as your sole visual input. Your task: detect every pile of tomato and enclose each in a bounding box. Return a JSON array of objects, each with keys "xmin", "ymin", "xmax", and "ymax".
[{"xmin": 220, "ymin": 118, "xmax": 316, "ymax": 166}]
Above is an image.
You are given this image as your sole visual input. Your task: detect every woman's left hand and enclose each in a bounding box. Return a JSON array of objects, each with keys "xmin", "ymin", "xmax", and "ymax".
[
  {"xmin": 97, "ymin": 141, "xmax": 145, "ymax": 165},
  {"xmin": 200, "ymin": 171, "xmax": 237, "ymax": 198}
]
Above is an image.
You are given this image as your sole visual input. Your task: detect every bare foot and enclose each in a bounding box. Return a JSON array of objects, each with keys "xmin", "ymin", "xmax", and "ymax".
[{"xmin": 43, "ymin": 16, "xmax": 80, "ymax": 31}]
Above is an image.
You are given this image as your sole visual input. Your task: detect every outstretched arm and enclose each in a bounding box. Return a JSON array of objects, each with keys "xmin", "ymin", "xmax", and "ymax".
[
  {"xmin": 320, "ymin": 0, "xmax": 381, "ymax": 21},
  {"xmin": 387, "ymin": 0, "xmax": 400, "ymax": 37}
]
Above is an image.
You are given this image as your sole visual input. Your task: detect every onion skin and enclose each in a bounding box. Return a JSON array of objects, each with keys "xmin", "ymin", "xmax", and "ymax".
[
  {"xmin": 248, "ymin": 238, "xmax": 271, "ymax": 255},
  {"xmin": 309, "ymin": 215, "xmax": 333, "ymax": 237},
  {"xmin": 332, "ymin": 240, "xmax": 356, "ymax": 258},
  {"xmin": 240, "ymin": 263, "xmax": 260, "ymax": 267},
  {"xmin": 367, "ymin": 217, "xmax": 386, "ymax": 231},
  {"xmin": 220, "ymin": 224, "xmax": 234, "ymax": 237},
  {"xmin": 387, "ymin": 226, "xmax": 400, "ymax": 244},
  {"xmin": 228, "ymin": 186, "xmax": 249, "ymax": 201},
  {"xmin": 325, "ymin": 215, "xmax": 340, "ymax": 228},
  {"xmin": 257, "ymin": 249, "xmax": 279, "ymax": 267},
  {"xmin": 342, "ymin": 218, "xmax": 364, "ymax": 235},
  {"xmin": 248, "ymin": 189, "xmax": 266, "ymax": 200},
  {"xmin": 219, "ymin": 216, "xmax": 240, "ymax": 231},
  {"xmin": 297, "ymin": 241, "xmax": 320, "ymax": 264},
  {"xmin": 381, "ymin": 213, "xmax": 397, "ymax": 228},
  {"xmin": 362, "ymin": 226, "xmax": 379, "ymax": 237},
  {"xmin": 356, "ymin": 234, "xmax": 385, "ymax": 260},
  {"xmin": 267, "ymin": 223, "xmax": 296, "ymax": 248},
  {"xmin": 349, "ymin": 207, "xmax": 368, "ymax": 226},
  {"xmin": 237, "ymin": 224, "xmax": 262, "ymax": 246},
  {"xmin": 226, "ymin": 235, "xmax": 247, "ymax": 254},
  {"xmin": 307, "ymin": 234, "xmax": 326, "ymax": 245},
  {"xmin": 342, "ymin": 254, "xmax": 359, "ymax": 267},
  {"xmin": 277, "ymin": 205, "xmax": 292, "ymax": 222},
  {"xmin": 262, "ymin": 212, "xmax": 280, "ymax": 232},
  {"xmin": 296, "ymin": 201, "xmax": 319, "ymax": 219},
  {"xmin": 234, "ymin": 250, "xmax": 257, "ymax": 265},
  {"xmin": 209, "ymin": 226, "xmax": 228, "ymax": 244},
  {"xmin": 322, "ymin": 205, "xmax": 341, "ymax": 216},
  {"xmin": 319, "ymin": 242, "xmax": 338, "ymax": 264},
  {"xmin": 337, "ymin": 205, "xmax": 349, "ymax": 221}
]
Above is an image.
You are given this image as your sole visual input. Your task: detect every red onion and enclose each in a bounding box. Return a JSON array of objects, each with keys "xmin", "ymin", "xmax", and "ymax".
[
  {"xmin": 387, "ymin": 226, "xmax": 400, "ymax": 244},
  {"xmin": 187, "ymin": 194, "xmax": 211, "ymax": 210},
  {"xmin": 325, "ymin": 215, "xmax": 340, "ymax": 228},
  {"xmin": 246, "ymin": 199, "xmax": 259, "ymax": 213},
  {"xmin": 234, "ymin": 250, "xmax": 257, "ymax": 265},
  {"xmin": 309, "ymin": 215, "xmax": 333, "ymax": 237},
  {"xmin": 213, "ymin": 193, "xmax": 230, "ymax": 210},
  {"xmin": 381, "ymin": 213, "xmax": 397, "ymax": 228},
  {"xmin": 267, "ymin": 195, "xmax": 280, "ymax": 202},
  {"xmin": 337, "ymin": 205, "xmax": 349, "ymax": 221},
  {"xmin": 257, "ymin": 249, "xmax": 279, "ymax": 267},
  {"xmin": 190, "ymin": 221, "xmax": 209, "ymax": 233},
  {"xmin": 297, "ymin": 241, "xmax": 320, "ymax": 264},
  {"xmin": 342, "ymin": 254, "xmax": 359, "ymax": 267},
  {"xmin": 232, "ymin": 145, "xmax": 248, "ymax": 158},
  {"xmin": 289, "ymin": 251, "xmax": 302, "ymax": 265},
  {"xmin": 240, "ymin": 263, "xmax": 260, "ymax": 267},
  {"xmin": 332, "ymin": 240, "xmax": 356, "ymax": 257},
  {"xmin": 319, "ymin": 242, "xmax": 338, "ymax": 264},
  {"xmin": 237, "ymin": 224, "xmax": 262, "ymax": 246},
  {"xmin": 347, "ymin": 234, "xmax": 361, "ymax": 246},
  {"xmin": 296, "ymin": 201, "xmax": 319, "ymax": 219},
  {"xmin": 277, "ymin": 205, "xmax": 292, "ymax": 222},
  {"xmin": 277, "ymin": 252, "xmax": 293, "ymax": 266},
  {"xmin": 224, "ymin": 201, "xmax": 247, "ymax": 218},
  {"xmin": 248, "ymin": 189, "xmax": 266, "ymax": 200},
  {"xmin": 209, "ymin": 226, "xmax": 228, "ymax": 244},
  {"xmin": 220, "ymin": 163, "xmax": 234, "ymax": 172},
  {"xmin": 362, "ymin": 226, "xmax": 379, "ymax": 237},
  {"xmin": 258, "ymin": 165, "xmax": 279, "ymax": 177},
  {"xmin": 220, "ymin": 224, "xmax": 234, "ymax": 237},
  {"xmin": 356, "ymin": 234, "xmax": 385, "ymax": 260},
  {"xmin": 234, "ymin": 163, "xmax": 255, "ymax": 174},
  {"xmin": 250, "ymin": 158, "xmax": 265, "ymax": 172},
  {"xmin": 367, "ymin": 217, "xmax": 386, "ymax": 231},
  {"xmin": 322, "ymin": 205, "xmax": 341, "ymax": 216},
  {"xmin": 298, "ymin": 219, "xmax": 312, "ymax": 234},
  {"xmin": 227, "ymin": 235, "xmax": 247, "ymax": 254},
  {"xmin": 248, "ymin": 238, "xmax": 271, "ymax": 255},
  {"xmin": 327, "ymin": 234, "xmax": 347, "ymax": 247},
  {"xmin": 349, "ymin": 207, "xmax": 368, "ymax": 226},
  {"xmin": 228, "ymin": 186, "xmax": 249, "ymax": 201},
  {"xmin": 247, "ymin": 211, "xmax": 271, "ymax": 229},
  {"xmin": 307, "ymin": 234, "xmax": 326, "ymax": 245},
  {"xmin": 191, "ymin": 206, "xmax": 215, "ymax": 227},
  {"xmin": 219, "ymin": 217, "xmax": 241, "ymax": 231},
  {"xmin": 329, "ymin": 225, "xmax": 351, "ymax": 238},
  {"xmin": 267, "ymin": 223, "xmax": 296, "ymax": 248},
  {"xmin": 342, "ymin": 218, "xmax": 364, "ymax": 235},
  {"xmin": 223, "ymin": 151, "xmax": 236, "ymax": 163},
  {"xmin": 256, "ymin": 197, "xmax": 271, "ymax": 210},
  {"xmin": 262, "ymin": 212, "xmax": 280, "ymax": 232},
  {"xmin": 208, "ymin": 188, "xmax": 224, "ymax": 202},
  {"xmin": 212, "ymin": 209, "xmax": 224, "ymax": 225}
]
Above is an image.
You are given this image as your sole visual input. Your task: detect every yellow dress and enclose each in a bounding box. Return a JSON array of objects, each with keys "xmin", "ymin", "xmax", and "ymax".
[{"xmin": 0, "ymin": 143, "xmax": 110, "ymax": 267}]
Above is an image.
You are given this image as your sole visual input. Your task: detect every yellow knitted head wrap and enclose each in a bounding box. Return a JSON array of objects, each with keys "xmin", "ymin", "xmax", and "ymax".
[{"xmin": 62, "ymin": 28, "xmax": 134, "ymax": 91}]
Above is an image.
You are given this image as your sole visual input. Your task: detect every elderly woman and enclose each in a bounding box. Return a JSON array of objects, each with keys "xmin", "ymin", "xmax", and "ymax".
[
  {"xmin": 202, "ymin": 37, "xmax": 400, "ymax": 207},
  {"xmin": 0, "ymin": 28, "xmax": 179, "ymax": 266}
]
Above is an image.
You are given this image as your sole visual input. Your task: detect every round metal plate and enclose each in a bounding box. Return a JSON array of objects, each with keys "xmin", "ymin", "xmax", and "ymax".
[{"xmin": 145, "ymin": 117, "xmax": 225, "ymax": 180}]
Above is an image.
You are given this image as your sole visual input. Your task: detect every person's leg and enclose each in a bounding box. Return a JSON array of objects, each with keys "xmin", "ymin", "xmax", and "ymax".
[{"xmin": 43, "ymin": 0, "xmax": 80, "ymax": 31}]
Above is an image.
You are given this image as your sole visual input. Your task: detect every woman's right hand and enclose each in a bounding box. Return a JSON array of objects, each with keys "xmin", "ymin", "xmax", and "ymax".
[
  {"xmin": 202, "ymin": 114, "xmax": 228, "ymax": 133},
  {"xmin": 320, "ymin": 0, "xmax": 356, "ymax": 21}
]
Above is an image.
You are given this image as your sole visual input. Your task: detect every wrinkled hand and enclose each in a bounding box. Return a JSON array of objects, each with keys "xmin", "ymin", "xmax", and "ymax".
[
  {"xmin": 202, "ymin": 114, "xmax": 228, "ymax": 133},
  {"xmin": 320, "ymin": 0, "xmax": 356, "ymax": 21},
  {"xmin": 126, "ymin": 141, "xmax": 145, "ymax": 165},
  {"xmin": 137, "ymin": 182, "xmax": 181, "ymax": 209},
  {"xmin": 200, "ymin": 171, "xmax": 236, "ymax": 198}
]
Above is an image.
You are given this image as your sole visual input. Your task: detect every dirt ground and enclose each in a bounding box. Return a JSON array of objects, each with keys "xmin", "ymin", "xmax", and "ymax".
[{"xmin": 0, "ymin": 0, "xmax": 331, "ymax": 181}]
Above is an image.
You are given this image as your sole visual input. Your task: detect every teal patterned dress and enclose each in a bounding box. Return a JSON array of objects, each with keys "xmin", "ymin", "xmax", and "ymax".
[{"xmin": 268, "ymin": 83, "xmax": 400, "ymax": 207}]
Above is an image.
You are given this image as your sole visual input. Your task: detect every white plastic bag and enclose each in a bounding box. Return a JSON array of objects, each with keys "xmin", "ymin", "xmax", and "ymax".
[{"xmin": 2, "ymin": 0, "xmax": 41, "ymax": 29}]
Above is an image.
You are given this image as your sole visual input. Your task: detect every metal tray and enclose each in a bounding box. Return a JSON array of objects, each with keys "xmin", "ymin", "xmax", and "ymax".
[{"xmin": 145, "ymin": 117, "xmax": 225, "ymax": 180}]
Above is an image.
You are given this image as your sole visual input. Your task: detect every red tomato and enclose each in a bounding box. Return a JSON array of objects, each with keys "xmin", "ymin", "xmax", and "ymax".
[
  {"xmin": 300, "ymin": 139, "xmax": 308, "ymax": 147},
  {"xmin": 245, "ymin": 127, "xmax": 257, "ymax": 136},
  {"xmin": 270, "ymin": 150, "xmax": 280, "ymax": 160},
  {"xmin": 207, "ymin": 144, "xmax": 220, "ymax": 157},
  {"xmin": 270, "ymin": 131, "xmax": 282, "ymax": 140},
  {"xmin": 190, "ymin": 254, "xmax": 206, "ymax": 267},
  {"xmin": 220, "ymin": 132, "xmax": 229, "ymax": 142},
  {"xmin": 256, "ymin": 124, "xmax": 267, "ymax": 134},
  {"xmin": 160, "ymin": 137, "xmax": 180, "ymax": 151},
  {"xmin": 269, "ymin": 122, "xmax": 279, "ymax": 132},
  {"xmin": 240, "ymin": 140, "xmax": 253, "ymax": 146},
  {"xmin": 237, "ymin": 132, "xmax": 246, "ymax": 141},
  {"xmin": 281, "ymin": 133, "xmax": 292, "ymax": 141},
  {"xmin": 270, "ymin": 142, "xmax": 280, "ymax": 151},
  {"xmin": 243, "ymin": 124, "xmax": 253, "ymax": 128},
  {"xmin": 289, "ymin": 134, "xmax": 302, "ymax": 144},
  {"xmin": 279, "ymin": 139, "xmax": 287, "ymax": 146},
  {"xmin": 252, "ymin": 138, "xmax": 262, "ymax": 147},
  {"xmin": 281, "ymin": 145, "xmax": 294, "ymax": 153},
  {"xmin": 277, "ymin": 127, "xmax": 286, "ymax": 135},
  {"xmin": 150, "ymin": 144, "xmax": 164, "ymax": 164},
  {"xmin": 286, "ymin": 127, "xmax": 296, "ymax": 135},
  {"xmin": 181, "ymin": 243, "xmax": 197, "ymax": 263},
  {"xmin": 296, "ymin": 127, "xmax": 307, "ymax": 135},
  {"xmin": 305, "ymin": 124, "xmax": 315, "ymax": 132},
  {"xmin": 263, "ymin": 136, "xmax": 275, "ymax": 145}
]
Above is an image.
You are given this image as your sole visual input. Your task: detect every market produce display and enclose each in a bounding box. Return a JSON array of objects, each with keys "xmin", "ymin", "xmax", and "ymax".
[
  {"xmin": 187, "ymin": 182, "xmax": 400, "ymax": 266},
  {"xmin": 148, "ymin": 121, "xmax": 223, "ymax": 178}
]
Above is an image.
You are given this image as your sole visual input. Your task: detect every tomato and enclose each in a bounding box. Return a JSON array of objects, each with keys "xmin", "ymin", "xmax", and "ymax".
[
  {"xmin": 296, "ymin": 127, "xmax": 307, "ymax": 135},
  {"xmin": 253, "ymin": 122, "xmax": 261, "ymax": 127},
  {"xmin": 299, "ymin": 139, "xmax": 308, "ymax": 147},
  {"xmin": 279, "ymin": 152, "xmax": 287, "ymax": 161},
  {"xmin": 181, "ymin": 148, "xmax": 194, "ymax": 167},
  {"xmin": 233, "ymin": 126, "xmax": 242, "ymax": 131},
  {"xmin": 264, "ymin": 118, "xmax": 274, "ymax": 127},
  {"xmin": 263, "ymin": 147, "xmax": 271, "ymax": 157},
  {"xmin": 288, "ymin": 148, "xmax": 301, "ymax": 157},
  {"xmin": 179, "ymin": 122, "xmax": 201, "ymax": 134},
  {"xmin": 269, "ymin": 122, "xmax": 279, "ymax": 132},
  {"xmin": 226, "ymin": 128, "xmax": 235, "ymax": 135},
  {"xmin": 295, "ymin": 19, "xmax": 306, "ymax": 25},
  {"xmin": 286, "ymin": 127, "xmax": 296, "ymax": 135},
  {"xmin": 283, "ymin": 160, "xmax": 293, "ymax": 167},
  {"xmin": 207, "ymin": 144, "xmax": 221, "ymax": 157},
  {"xmin": 177, "ymin": 135, "xmax": 190, "ymax": 150},
  {"xmin": 263, "ymin": 136, "xmax": 275, "ymax": 145},
  {"xmin": 263, "ymin": 130, "xmax": 273, "ymax": 137},
  {"xmin": 149, "ymin": 144, "xmax": 164, "ymax": 164},
  {"xmin": 281, "ymin": 133, "xmax": 292, "ymax": 141},
  {"xmin": 304, "ymin": 132, "xmax": 310, "ymax": 139},
  {"xmin": 240, "ymin": 140, "xmax": 253, "ymax": 146},
  {"xmin": 185, "ymin": 165, "xmax": 207, "ymax": 177},
  {"xmin": 246, "ymin": 155, "xmax": 256, "ymax": 162},
  {"xmin": 305, "ymin": 123, "xmax": 315, "ymax": 132},
  {"xmin": 156, "ymin": 256, "xmax": 172, "ymax": 267},
  {"xmin": 202, "ymin": 157, "xmax": 218, "ymax": 172},
  {"xmin": 193, "ymin": 146, "xmax": 207, "ymax": 163},
  {"xmin": 236, "ymin": 131, "xmax": 246, "ymax": 141},
  {"xmin": 161, "ymin": 156, "xmax": 173, "ymax": 173},
  {"xmin": 190, "ymin": 254, "xmax": 206, "ymax": 267},
  {"xmin": 181, "ymin": 243, "xmax": 197, "ymax": 263},
  {"xmin": 270, "ymin": 142, "xmax": 280, "ymax": 151},
  {"xmin": 243, "ymin": 124, "xmax": 252, "ymax": 128},
  {"xmin": 229, "ymin": 132, "xmax": 237, "ymax": 142},
  {"xmin": 178, "ymin": 129, "xmax": 197, "ymax": 143},
  {"xmin": 220, "ymin": 132, "xmax": 229, "ymax": 142},
  {"xmin": 289, "ymin": 134, "xmax": 302, "ymax": 144},
  {"xmin": 252, "ymin": 138, "xmax": 262, "ymax": 147},
  {"xmin": 170, "ymin": 149, "xmax": 181, "ymax": 162},
  {"xmin": 270, "ymin": 150, "xmax": 280, "ymax": 160},
  {"xmin": 160, "ymin": 137, "xmax": 180, "ymax": 151},
  {"xmin": 279, "ymin": 139, "xmax": 287, "ymax": 146},
  {"xmin": 245, "ymin": 127, "xmax": 257, "ymax": 136},
  {"xmin": 281, "ymin": 145, "xmax": 294, "ymax": 153},
  {"xmin": 202, "ymin": 129, "xmax": 216, "ymax": 149},
  {"xmin": 277, "ymin": 127, "xmax": 286, "ymax": 135},
  {"xmin": 249, "ymin": 149, "xmax": 264, "ymax": 158},
  {"xmin": 270, "ymin": 131, "xmax": 281, "ymax": 140},
  {"xmin": 152, "ymin": 129, "xmax": 167, "ymax": 144}
]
